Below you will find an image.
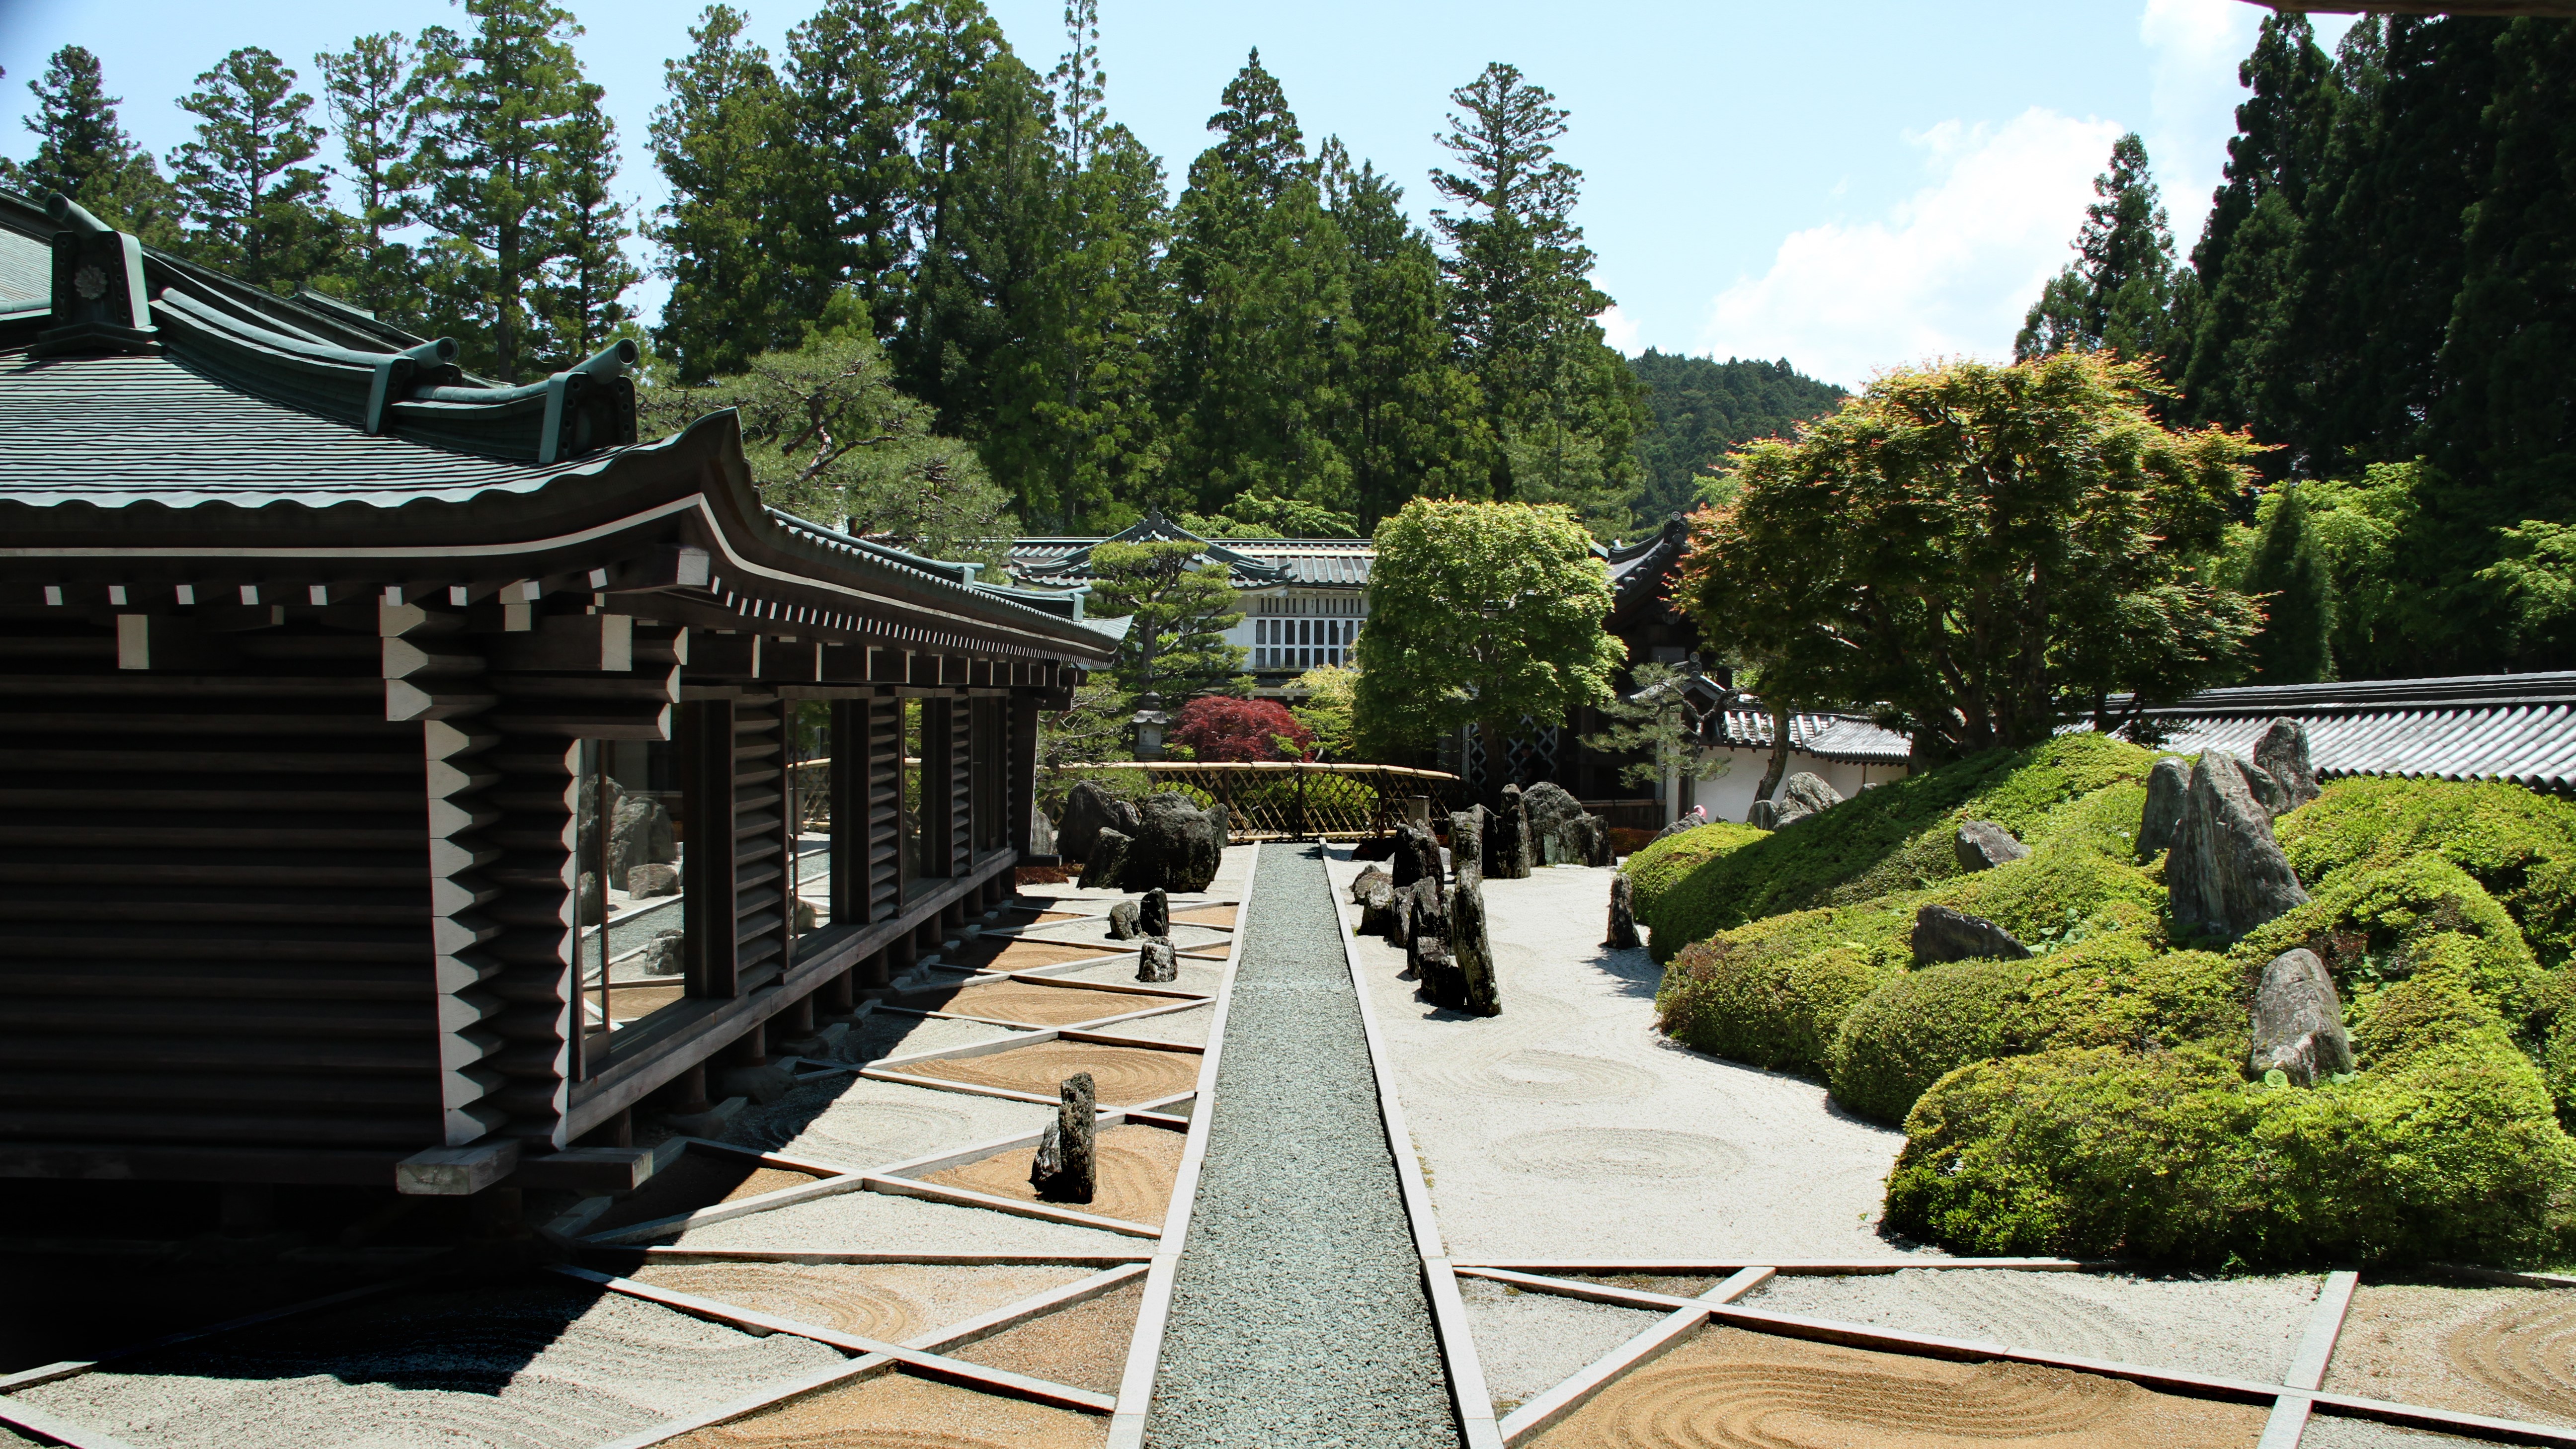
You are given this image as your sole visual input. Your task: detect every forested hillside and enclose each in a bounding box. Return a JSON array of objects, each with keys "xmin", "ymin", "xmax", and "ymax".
[
  {"xmin": 1627, "ymin": 351, "xmax": 1845, "ymax": 523},
  {"xmin": 2012, "ymin": 13, "xmax": 2576, "ymax": 680}
]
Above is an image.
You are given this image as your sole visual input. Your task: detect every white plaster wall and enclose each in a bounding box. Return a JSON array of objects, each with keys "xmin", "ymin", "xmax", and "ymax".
[{"xmin": 1665, "ymin": 749, "xmax": 1909, "ymax": 825}]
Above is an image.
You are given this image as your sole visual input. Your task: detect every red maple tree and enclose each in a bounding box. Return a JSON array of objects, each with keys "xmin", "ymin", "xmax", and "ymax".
[{"xmin": 1170, "ymin": 696, "xmax": 1314, "ymax": 762}]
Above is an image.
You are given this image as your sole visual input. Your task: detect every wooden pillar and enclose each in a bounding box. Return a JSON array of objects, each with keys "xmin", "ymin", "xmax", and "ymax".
[
  {"xmin": 824, "ymin": 967, "xmax": 856, "ymax": 1015},
  {"xmin": 783, "ymin": 994, "xmax": 816, "ymax": 1037},
  {"xmin": 1009, "ymin": 694, "xmax": 1039, "ymax": 862},
  {"xmin": 670, "ymin": 1063, "xmax": 711, "ymax": 1115},
  {"xmin": 681, "ymin": 699, "xmax": 739, "ymax": 998},
  {"xmin": 884, "ymin": 936, "xmax": 914, "ymax": 979}
]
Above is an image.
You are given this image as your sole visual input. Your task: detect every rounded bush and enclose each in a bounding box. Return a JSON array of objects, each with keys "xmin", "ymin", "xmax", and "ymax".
[
  {"xmin": 1622, "ymin": 821, "xmax": 1768, "ymax": 958},
  {"xmin": 1828, "ymin": 961, "xmax": 2019, "ymax": 1124},
  {"xmin": 1887, "ymin": 1031, "xmax": 2576, "ymax": 1267},
  {"xmin": 1658, "ymin": 907, "xmax": 1909, "ymax": 1077},
  {"xmin": 2232, "ymin": 855, "xmax": 2542, "ymax": 1021},
  {"xmin": 2278, "ymin": 776, "xmax": 2576, "ymax": 967}
]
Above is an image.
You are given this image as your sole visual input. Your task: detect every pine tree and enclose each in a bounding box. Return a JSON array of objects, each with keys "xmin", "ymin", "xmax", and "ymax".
[
  {"xmin": 650, "ymin": 6, "xmax": 801, "ymax": 381},
  {"xmin": 2241, "ymin": 483, "xmax": 2337, "ymax": 683},
  {"xmin": 1089, "ymin": 539, "xmax": 1250, "ymax": 706},
  {"xmin": 782, "ymin": 0, "xmax": 915, "ymax": 342},
  {"xmin": 2013, "ymin": 133, "xmax": 2184, "ymax": 368},
  {"xmin": 1431, "ymin": 62, "xmax": 1642, "ymax": 535},
  {"xmin": 172, "ymin": 48, "xmax": 339, "ymax": 293},
  {"xmin": 413, "ymin": 0, "xmax": 628, "ymax": 381},
  {"xmin": 316, "ymin": 33, "xmax": 431, "ymax": 323},
  {"xmin": 14, "ymin": 46, "xmax": 180, "ymax": 242}
]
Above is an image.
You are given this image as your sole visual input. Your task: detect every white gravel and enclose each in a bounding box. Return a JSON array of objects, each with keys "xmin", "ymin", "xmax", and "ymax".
[
  {"xmin": 1457, "ymin": 1278, "xmax": 1664, "ymax": 1413},
  {"xmin": 741, "ymin": 1073, "xmax": 1052, "ymax": 1171},
  {"xmin": 663, "ymin": 1184, "xmax": 1145, "ymax": 1256},
  {"xmin": 12, "ymin": 1281, "xmax": 842, "ymax": 1449},
  {"xmin": 1744, "ymin": 1268, "xmax": 2324, "ymax": 1381},
  {"xmin": 1083, "ymin": 1003, "xmax": 1217, "ymax": 1047},
  {"xmin": 1329, "ymin": 855, "xmax": 1920, "ymax": 1265}
]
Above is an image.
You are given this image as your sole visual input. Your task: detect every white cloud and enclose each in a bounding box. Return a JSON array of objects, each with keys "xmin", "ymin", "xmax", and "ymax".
[
  {"xmin": 1693, "ymin": 107, "xmax": 2125, "ymax": 390},
  {"xmin": 2140, "ymin": 0, "xmax": 2262, "ymax": 237},
  {"xmin": 1593, "ymin": 304, "xmax": 1641, "ymax": 356}
]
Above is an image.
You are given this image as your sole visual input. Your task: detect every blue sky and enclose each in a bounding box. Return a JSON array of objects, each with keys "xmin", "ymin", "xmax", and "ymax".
[{"xmin": 0, "ymin": 0, "xmax": 2351, "ymax": 388}]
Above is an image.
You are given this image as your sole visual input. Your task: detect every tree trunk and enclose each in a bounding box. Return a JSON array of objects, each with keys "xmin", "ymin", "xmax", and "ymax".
[{"xmin": 1751, "ymin": 702, "xmax": 1793, "ymax": 818}]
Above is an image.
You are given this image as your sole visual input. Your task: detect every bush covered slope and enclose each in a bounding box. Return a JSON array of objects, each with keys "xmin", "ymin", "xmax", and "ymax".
[{"xmin": 1622, "ymin": 737, "xmax": 2576, "ymax": 1267}]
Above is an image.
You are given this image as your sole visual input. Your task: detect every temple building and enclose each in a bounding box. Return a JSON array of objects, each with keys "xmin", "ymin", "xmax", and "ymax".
[{"xmin": 0, "ymin": 192, "xmax": 1112, "ymax": 1200}]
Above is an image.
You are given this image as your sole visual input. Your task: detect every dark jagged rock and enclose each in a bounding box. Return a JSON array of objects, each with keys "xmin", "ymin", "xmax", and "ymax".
[
  {"xmin": 1122, "ymin": 792, "xmax": 1227, "ymax": 892},
  {"xmin": 1031, "ymin": 1072, "xmax": 1098, "ymax": 1203},
  {"xmin": 1108, "ymin": 900, "xmax": 1140, "ymax": 940},
  {"xmin": 642, "ymin": 928, "xmax": 684, "ymax": 975},
  {"xmin": 1057, "ymin": 780, "xmax": 1141, "ymax": 863},
  {"xmin": 1521, "ymin": 782, "xmax": 1610, "ymax": 867},
  {"xmin": 1385, "ymin": 880, "xmax": 1420, "ymax": 950},
  {"xmin": 1579, "ymin": 814, "xmax": 1614, "ymax": 867},
  {"xmin": 576, "ymin": 871, "xmax": 604, "ymax": 927},
  {"xmin": 2169, "ymin": 751, "xmax": 2310, "ymax": 944},
  {"xmin": 1953, "ymin": 820, "xmax": 2031, "ymax": 873},
  {"xmin": 1772, "ymin": 772, "xmax": 1844, "ymax": 828},
  {"xmin": 1390, "ymin": 822, "xmax": 1444, "ymax": 893},
  {"xmin": 2139, "ymin": 757, "xmax": 2189, "ymax": 859},
  {"xmin": 1349, "ymin": 863, "xmax": 1392, "ymax": 904},
  {"xmin": 1139, "ymin": 887, "xmax": 1169, "ymax": 938},
  {"xmin": 1078, "ymin": 827, "xmax": 1131, "ymax": 890},
  {"xmin": 1403, "ymin": 880, "xmax": 1451, "ymax": 984},
  {"xmin": 2254, "ymin": 719, "xmax": 2322, "ymax": 812},
  {"xmin": 1653, "ymin": 810, "xmax": 1710, "ymax": 840},
  {"xmin": 627, "ymin": 861, "xmax": 679, "ymax": 897},
  {"xmin": 2249, "ymin": 948, "xmax": 2353, "ymax": 1086},
  {"xmin": 610, "ymin": 796, "xmax": 676, "ymax": 879},
  {"xmin": 1446, "ymin": 876, "xmax": 1502, "ymax": 1017},
  {"xmin": 1414, "ymin": 940, "xmax": 1466, "ymax": 1010},
  {"xmin": 1137, "ymin": 936, "xmax": 1179, "ymax": 983},
  {"xmin": 1606, "ymin": 874, "xmax": 1641, "ymax": 950},
  {"xmin": 1911, "ymin": 904, "xmax": 2033, "ymax": 966},
  {"xmin": 1746, "ymin": 799, "xmax": 1781, "ymax": 831},
  {"xmin": 1448, "ymin": 807, "xmax": 1486, "ymax": 887},
  {"xmin": 1358, "ymin": 876, "xmax": 1404, "ymax": 938},
  {"xmin": 2224, "ymin": 751, "xmax": 2291, "ymax": 818},
  {"xmin": 1486, "ymin": 785, "xmax": 1533, "ymax": 880}
]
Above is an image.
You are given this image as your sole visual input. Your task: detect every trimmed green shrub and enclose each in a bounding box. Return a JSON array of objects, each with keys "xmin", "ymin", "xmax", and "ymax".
[
  {"xmin": 2232, "ymin": 855, "xmax": 2543, "ymax": 1021},
  {"xmin": 1622, "ymin": 821, "xmax": 1768, "ymax": 951},
  {"xmin": 1925, "ymin": 848, "xmax": 2167, "ymax": 955},
  {"xmin": 2278, "ymin": 776, "xmax": 2576, "ymax": 967},
  {"xmin": 1657, "ymin": 900, "xmax": 1917, "ymax": 1075},
  {"xmin": 1634, "ymin": 734, "xmax": 2159, "ymax": 963},
  {"xmin": 2528, "ymin": 969, "xmax": 2576, "ymax": 1127},
  {"xmin": 1828, "ymin": 961, "xmax": 2019, "ymax": 1124},
  {"xmin": 1886, "ymin": 1031, "xmax": 2576, "ymax": 1267}
]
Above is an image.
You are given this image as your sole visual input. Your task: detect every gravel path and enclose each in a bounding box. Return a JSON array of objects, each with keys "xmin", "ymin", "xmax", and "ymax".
[{"xmin": 1147, "ymin": 843, "xmax": 1458, "ymax": 1448}]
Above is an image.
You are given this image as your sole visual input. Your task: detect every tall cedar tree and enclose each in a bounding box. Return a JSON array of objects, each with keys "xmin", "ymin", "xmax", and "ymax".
[
  {"xmin": 413, "ymin": 0, "xmax": 627, "ymax": 381},
  {"xmin": 540, "ymin": 95, "xmax": 639, "ymax": 362},
  {"xmin": 1685, "ymin": 355, "xmax": 2266, "ymax": 760},
  {"xmin": 1158, "ymin": 51, "xmax": 1356, "ymax": 518},
  {"xmin": 172, "ymin": 49, "xmax": 338, "ymax": 292},
  {"xmin": 783, "ymin": 0, "xmax": 916, "ymax": 346},
  {"xmin": 2014, "ymin": 133, "xmax": 2185, "ymax": 371},
  {"xmin": 2240, "ymin": 483, "xmax": 2338, "ymax": 683},
  {"xmin": 1088, "ymin": 538, "xmax": 1249, "ymax": 706},
  {"xmin": 316, "ymin": 34, "xmax": 432, "ymax": 324},
  {"xmin": 650, "ymin": 7, "xmax": 803, "ymax": 380},
  {"xmin": 1628, "ymin": 352, "xmax": 1846, "ymax": 522},
  {"xmin": 11, "ymin": 47, "xmax": 180, "ymax": 242},
  {"xmin": 981, "ymin": 0, "xmax": 1170, "ymax": 529},
  {"xmin": 1431, "ymin": 63, "xmax": 1643, "ymax": 537},
  {"xmin": 1353, "ymin": 498, "xmax": 1622, "ymax": 770}
]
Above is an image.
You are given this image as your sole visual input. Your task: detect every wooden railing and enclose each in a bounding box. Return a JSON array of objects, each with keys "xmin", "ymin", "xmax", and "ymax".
[{"xmin": 1055, "ymin": 761, "xmax": 1463, "ymax": 840}]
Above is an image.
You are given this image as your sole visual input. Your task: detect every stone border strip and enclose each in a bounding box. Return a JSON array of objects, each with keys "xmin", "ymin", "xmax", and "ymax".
[
  {"xmin": 1453, "ymin": 1257, "xmax": 2110, "ymax": 1275},
  {"xmin": 587, "ymin": 1357, "xmax": 888, "ymax": 1449},
  {"xmin": 2258, "ymin": 1270, "xmax": 2359, "ymax": 1449},
  {"xmin": 1326, "ymin": 846, "xmax": 1505, "ymax": 1449},
  {"xmin": 554, "ymin": 1263, "xmax": 1115, "ymax": 1413},
  {"xmin": 1106, "ymin": 848, "xmax": 1262, "ymax": 1449},
  {"xmin": 1496, "ymin": 1267, "xmax": 1776, "ymax": 1445},
  {"xmin": 0, "ymin": 1397, "xmax": 146, "ymax": 1449},
  {"xmin": 604, "ymin": 1248, "xmax": 1153, "ymax": 1267}
]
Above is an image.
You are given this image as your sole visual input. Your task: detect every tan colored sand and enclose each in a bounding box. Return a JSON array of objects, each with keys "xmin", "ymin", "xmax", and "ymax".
[
  {"xmin": 1169, "ymin": 905, "xmax": 1237, "ymax": 927},
  {"xmin": 13, "ymin": 1282, "xmax": 846, "ymax": 1449},
  {"xmin": 948, "ymin": 1281, "xmax": 1144, "ymax": 1396},
  {"xmin": 589, "ymin": 1155, "xmax": 829, "ymax": 1235},
  {"xmin": 1046, "ymin": 957, "xmax": 1224, "ymax": 996},
  {"xmin": 922, "ymin": 1125, "xmax": 1184, "ymax": 1228},
  {"xmin": 657, "ymin": 1368, "xmax": 1108, "ymax": 1448},
  {"xmin": 917, "ymin": 980, "xmax": 1185, "ymax": 1027},
  {"xmin": 1528, "ymin": 1325, "xmax": 2266, "ymax": 1449},
  {"xmin": 2324, "ymin": 1284, "xmax": 2576, "ymax": 1427},
  {"xmin": 1078, "ymin": 1004, "xmax": 1215, "ymax": 1047},
  {"xmin": 969, "ymin": 940, "xmax": 1130, "ymax": 973},
  {"xmin": 594, "ymin": 980, "xmax": 687, "ymax": 1021},
  {"xmin": 627, "ymin": 1263, "xmax": 1093, "ymax": 1344},
  {"xmin": 885, "ymin": 1041, "xmax": 1202, "ymax": 1106}
]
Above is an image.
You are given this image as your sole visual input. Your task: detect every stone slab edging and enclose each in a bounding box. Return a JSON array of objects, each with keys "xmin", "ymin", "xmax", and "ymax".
[
  {"xmin": 1106, "ymin": 847, "xmax": 1262, "ymax": 1449},
  {"xmin": 601, "ymin": 1247, "xmax": 1152, "ymax": 1267},
  {"xmin": 1497, "ymin": 1267, "xmax": 1776, "ymax": 1445},
  {"xmin": 1325, "ymin": 849, "xmax": 1505, "ymax": 1449},
  {"xmin": 0, "ymin": 1398, "xmax": 147, "ymax": 1449},
  {"xmin": 2258, "ymin": 1271, "xmax": 2360, "ymax": 1449}
]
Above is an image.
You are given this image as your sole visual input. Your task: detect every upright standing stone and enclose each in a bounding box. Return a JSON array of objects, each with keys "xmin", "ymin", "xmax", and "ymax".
[
  {"xmin": 1358, "ymin": 876, "xmax": 1404, "ymax": 938},
  {"xmin": 577, "ymin": 871, "xmax": 605, "ymax": 926},
  {"xmin": 1391, "ymin": 822, "xmax": 1444, "ymax": 893},
  {"xmin": 1123, "ymin": 792, "xmax": 1225, "ymax": 892},
  {"xmin": 2249, "ymin": 948, "xmax": 2352, "ymax": 1085},
  {"xmin": 1747, "ymin": 799, "xmax": 1781, "ymax": 831},
  {"xmin": 1108, "ymin": 899, "xmax": 1141, "ymax": 939},
  {"xmin": 610, "ymin": 795, "xmax": 676, "ymax": 879},
  {"xmin": 1486, "ymin": 786, "xmax": 1533, "ymax": 880},
  {"xmin": 1771, "ymin": 772, "xmax": 1843, "ymax": 828},
  {"xmin": 1057, "ymin": 780, "xmax": 1141, "ymax": 863},
  {"xmin": 1953, "ymin": 820, "xmax": 2031, "ymax": 873},
  {"xmin": 1520, "ymin": 782, "xmax": 1592, "ymax": 866},
  {"xmin": 2138, "ymin": 757, "xmax": 2189, "ymax": 859},
  {"xmin": 1139, "ymin": 887, "xmax": 1170, "ymax": 938},
  {"xmin": 2224, "ymin": 752, "xmax": 2291, "ymax": 818},
  {"xmin": 2168, "ymin": 751, "xmax": 2310, "ymax": 944},
  {"xmin": 1031, "ymin": 1072, "xmax": 1098, "ymax": 1203},
  {"xmin": 1447, "ymin": 876, "xmax": 1502, "ymax": 1017},
  {"xmin": 2254, "ymin": 719, "xmax": 2322, "ymax": 812},
  {"xmin": 1606, "ymin": 874, "xmax": 1641, "ymax": 950},
  {"xmin": 1079, "ymin": 827, "xmax": 1131, "ymax": 890},
  {"xmin": 1137, "ymin": 937, "xmax": 1179, "ymax": 983},
  {"xmin": 1403, "ymin": 880, "xmax": 1450, "ymax": 983},
  {"xmin": 1448, "ymin": 807, "xmax": 1486, "ymax": 887}
]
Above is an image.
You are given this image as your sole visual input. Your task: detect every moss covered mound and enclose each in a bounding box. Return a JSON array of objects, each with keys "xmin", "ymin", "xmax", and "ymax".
[
  {"xmin": 1884, "ymin": 988, "xmax": 2576, "ymax": 1266},
  {"xmin": 1827, "ymin": 961, "xmax": 2020, "ymax": 1124},
  {"xmin": 1657, "ymin": 897, "xmax": 1919, "ymax": 1076},
  {"xmin": 1626, "ymin": 734, "xmax": 2159, "ymax": 964},
  {"xmin": 2231, "ymin": 854, "xmax": 2543, "ymax": 1021},
  {"xmin": 2278, "ymin": 777, "xmax": 2576, "ymax": 968}
]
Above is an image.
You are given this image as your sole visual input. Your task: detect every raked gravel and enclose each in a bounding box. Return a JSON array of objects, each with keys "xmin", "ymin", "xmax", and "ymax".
[
  {"xmin": 659, "ymin": 1182, "xmax": 1145, "ymax": 1256},
  {"xmin": 736, "ymin": 1072, "xmax": 1053, "ymax": 1169},
  {"xmin": 1148, "ymin": 843, "xmax": 1458, "ymax": 1448}
]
